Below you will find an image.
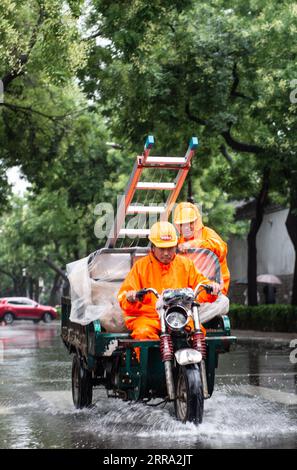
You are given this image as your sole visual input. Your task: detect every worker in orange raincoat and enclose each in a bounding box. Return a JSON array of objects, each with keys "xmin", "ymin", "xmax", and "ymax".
[
  {"xmin": 117, "ymin": 221, "xmax": 220, "ymax": 344},
  {"xmin": 173, "ymin": 202, "xmax": 230, "ymax": 295}
]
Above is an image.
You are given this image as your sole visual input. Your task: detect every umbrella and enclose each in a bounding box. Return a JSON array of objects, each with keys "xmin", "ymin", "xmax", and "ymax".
[{"xmin": 257, "ymin": 274, "xmax": 282, "ymax": 285}]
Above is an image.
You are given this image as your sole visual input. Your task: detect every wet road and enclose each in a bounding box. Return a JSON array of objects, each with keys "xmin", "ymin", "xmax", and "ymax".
[{"xmin": 0, "ymin": 321, "xmax": 296, "ymax": 449}]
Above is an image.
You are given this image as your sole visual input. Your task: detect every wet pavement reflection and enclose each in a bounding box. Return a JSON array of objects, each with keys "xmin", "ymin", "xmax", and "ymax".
[{"xmin": 0, "ymin": 321, "xmax": 296, "ymax": 449}]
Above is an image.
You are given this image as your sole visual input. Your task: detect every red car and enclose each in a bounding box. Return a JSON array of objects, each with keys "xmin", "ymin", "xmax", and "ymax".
[{"xmin": 0, "ymin": 297, "xmax": 58, "ymax": 325}]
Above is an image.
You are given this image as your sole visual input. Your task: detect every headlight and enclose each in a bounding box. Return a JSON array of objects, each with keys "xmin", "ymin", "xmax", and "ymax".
[{"xmin": 165, "ymin": 305, "xmax": 189, "ymax": 332}]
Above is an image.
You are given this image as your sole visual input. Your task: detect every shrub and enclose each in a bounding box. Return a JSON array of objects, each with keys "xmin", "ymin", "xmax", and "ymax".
[
  {"xmin": 55, "ymin": 305, "xmax": 62, "ymax": 317},
  {"xmin": 229, "ymin": 304, "xmax": 297, "ymax": 332}
]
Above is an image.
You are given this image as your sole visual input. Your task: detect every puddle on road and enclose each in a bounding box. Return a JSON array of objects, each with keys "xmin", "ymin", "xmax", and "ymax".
[
  {"xmin": 27, "ymin": 385, "xmax": 297, "ymax": 449},
  {"xmin": 1, "ymin": 326, "xmax": 296, "ymax": 449},
  {"xmin": 1, "ymin": 384, "xmax": 297, "ymax": 449}
]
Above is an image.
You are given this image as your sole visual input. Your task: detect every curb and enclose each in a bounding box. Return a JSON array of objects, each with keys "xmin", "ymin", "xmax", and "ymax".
[
  {"xmin": 233, "ymin": 332, "xmax": 296, "ymax": 350},
  {"xmin": 236, "ymin": 337, "xmax": 292, "ymax": 350}
]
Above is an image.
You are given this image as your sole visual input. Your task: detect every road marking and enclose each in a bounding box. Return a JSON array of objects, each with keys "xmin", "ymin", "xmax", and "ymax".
[{"xmin": 238, "ymin": 385, "xmax": 297, "ymax": 406}]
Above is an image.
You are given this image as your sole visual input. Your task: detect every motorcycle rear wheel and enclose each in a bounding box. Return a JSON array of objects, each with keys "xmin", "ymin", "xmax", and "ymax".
[
  {"xmin": 174, "ymin": 364, "xmax": 204, "ymax": 424},
  {"xmin": 72, "ymin": 354, "xmax": 93, "ymax": 409}
]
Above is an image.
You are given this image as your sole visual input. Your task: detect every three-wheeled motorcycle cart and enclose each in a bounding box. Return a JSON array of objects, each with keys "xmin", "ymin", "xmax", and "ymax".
[{"xmin": 61, "ymin": 136, "xmax": 236, "ymax": 424}]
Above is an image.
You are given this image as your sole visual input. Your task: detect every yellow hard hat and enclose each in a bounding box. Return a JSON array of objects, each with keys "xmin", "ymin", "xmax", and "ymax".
[
  {"xmin": 149, "ymin": 221, "xmax": 178, "ymax": 248},
  {"xmin": 174, "ymin": 202, "xmax": 202, "ymax": 227}
]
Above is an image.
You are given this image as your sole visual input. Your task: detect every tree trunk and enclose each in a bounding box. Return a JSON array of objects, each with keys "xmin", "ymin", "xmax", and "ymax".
[
  {"xmin": 44, "ymin": 257, "xmax": 68, "ymax": 306},
  {"xmin": 247, "ymin": 222, "xmax": 259, "ymax": 306},
  {"xmin": 285, "ymin": 206, "xmax": 297, "ymax": 305},
  {"xmin": 14, "ymin": 275, "xmax": 26, "ymax": 296},
  {"xmin": 0, "ymin": 269, "xmax": 22, "ymax": 295},
  {"xmin": 49, "ymin": 273, "xmax": 63, "ymax": 306},
  {"xmin": 33, "ymin": 278, "xmax": 40, "ymax": 302},
  {"xmin": 28, "ymin": 276, "xmax": 34, "ymax": 299},
  {"xmin": 247, "ymin": 168, "xmax": 270, "ymax": 306},
  {"xmin": 44, "ymin": 257, "xmax": 67, "ymax": 281}
]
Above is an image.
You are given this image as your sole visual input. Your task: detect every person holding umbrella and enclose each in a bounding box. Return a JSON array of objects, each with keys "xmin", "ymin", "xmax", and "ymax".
[{"xmin": 257, "ymin": 274, "xmax": 282, "ymax": 304}]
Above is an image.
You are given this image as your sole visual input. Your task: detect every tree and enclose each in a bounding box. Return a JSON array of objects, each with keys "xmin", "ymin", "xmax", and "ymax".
[
  {"xmin": 0, "ymin": 97, "xmax": 123, "ymax": 303},
  {"xmin": 79, "ymin": 0, "xmax": 297, "ymax": 304},
  {"xmin": 0, "ymin": 1, "xmax": 118, "ymax": 298},
  {"xmin": 0, "ymin": 187, "xmax": 92, "ymax": 304},
  {"xmin": 0, "ymin": 0, "xmax": 88, "ymax": 192}
]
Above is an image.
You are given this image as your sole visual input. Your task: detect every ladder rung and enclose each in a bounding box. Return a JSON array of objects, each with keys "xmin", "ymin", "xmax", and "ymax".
[
  {"xmin": 136, "ymin": 182, "xmax": 176, "ymax": 190},
  {"xmin": 119, "ymin": 228, "xmax": 150, "ymax": 237},
  {"xmin": 127, "ymin": 205, "xmax": 165, "ymax": 214},
  {"xmin": 145, "ymin": 156, "xmax": 187, "ymax": 165}
]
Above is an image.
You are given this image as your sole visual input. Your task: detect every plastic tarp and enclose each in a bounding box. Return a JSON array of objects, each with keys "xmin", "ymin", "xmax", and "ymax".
[
  {"xmin": 67, "ymin": 252, "xmax": 132, "ymax": 332},
  {"xmin": 198, "ymin": 294, "xmax": 229, "ymax": 323},
  {"xmin": 67, "ymin": 247, "xmax": 228, "ymax": 331}
]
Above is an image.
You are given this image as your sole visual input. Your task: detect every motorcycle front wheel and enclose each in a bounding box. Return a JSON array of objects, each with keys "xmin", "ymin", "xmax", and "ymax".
[{"xmin": 174, "ymin": 364, "xmax": 204, "ymax": 424}]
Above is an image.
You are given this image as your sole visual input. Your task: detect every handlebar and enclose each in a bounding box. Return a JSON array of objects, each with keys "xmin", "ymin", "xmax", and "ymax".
[
  {"xmin": 135, "ymin": 284, "xmax": 215, "ymax": 302},
  {"xmin": 135, "ymin": 288, "xmax": 159, "ymax": 301},
  {"xmin": 194, "ymin": 283, "xmax": 216, "ymax": 297}
]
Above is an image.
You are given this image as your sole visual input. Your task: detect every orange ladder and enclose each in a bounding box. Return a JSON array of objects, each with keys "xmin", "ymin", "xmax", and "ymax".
[{"xmin": 105, "ymin": 136, "xmax": 198, "ymax": 248}]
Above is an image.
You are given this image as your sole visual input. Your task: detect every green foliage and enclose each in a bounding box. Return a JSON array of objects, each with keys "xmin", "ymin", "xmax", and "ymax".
[
  {"xmin": 0, "ymin": 0, "xmax": 89, "ymax": 186},
  {"xmin": 80, "ymin": 0, "xmax": 297, "ymax": 232},
  {"xmin": 0, "ymin": 0, "xmax": 87, "ymax": 84},
  {"xmin": 229, "ymin": 304, "xmax": 297, "ymax": 332},
  {"xmin": 77, "ymin": 1, "xmax": 297, "ymax": 312}
]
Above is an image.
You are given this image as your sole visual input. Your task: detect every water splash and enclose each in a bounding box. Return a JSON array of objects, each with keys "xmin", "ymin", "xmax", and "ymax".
[{"xmin": 79, "ymin": 385, "xmax": 297, "ymax": 448}]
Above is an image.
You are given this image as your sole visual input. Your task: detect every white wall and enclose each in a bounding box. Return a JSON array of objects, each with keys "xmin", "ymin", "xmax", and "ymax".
[
  {"xmin": 227, "ymin": 235, "xmax": 247, "ymax": 281},
  {"xmin": 227, "ymin": 208, "xmax": 296, "ymax": 280}
]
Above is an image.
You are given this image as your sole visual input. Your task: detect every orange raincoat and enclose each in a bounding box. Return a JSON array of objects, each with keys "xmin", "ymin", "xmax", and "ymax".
[
  {"xmin": 118, "ymin": 252, "xmax": 217, "ymax": 341},
  {"xmin": 178, "ymin": 226, "xmax": 230, "ymax": 295}
]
